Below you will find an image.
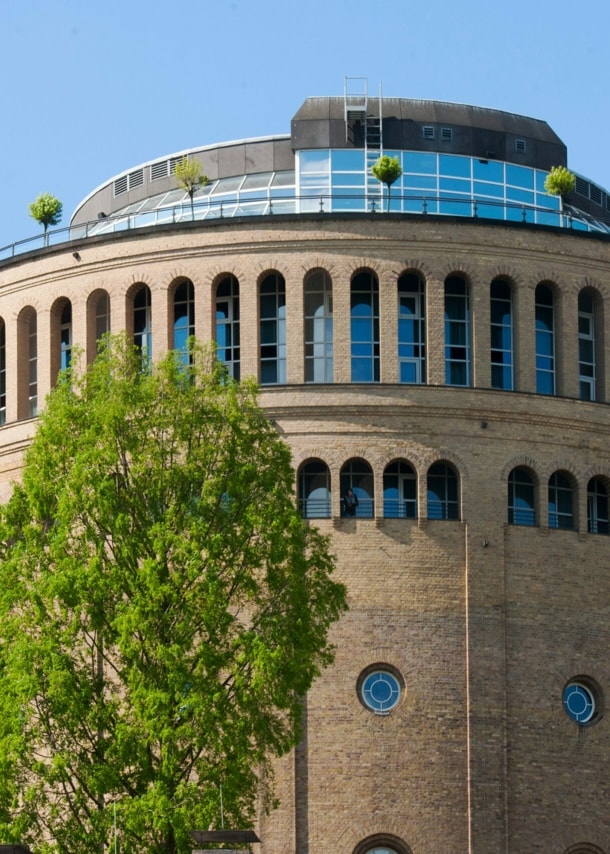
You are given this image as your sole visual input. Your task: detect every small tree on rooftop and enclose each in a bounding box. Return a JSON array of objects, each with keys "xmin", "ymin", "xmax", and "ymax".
[
  {"xmin": 371, "ymin": 155, "xmax": 403, "ymax": 212},
  {"xmin": 174, "ymin": 156, "xmax": 209, "ymax": 220},
  {"xmin": 544, "ymin": 165, "xmax": 576, "ymax": 203},
  {"xmin": 28, "ymin": 192, "xmax": 63, "ymax": 244}
]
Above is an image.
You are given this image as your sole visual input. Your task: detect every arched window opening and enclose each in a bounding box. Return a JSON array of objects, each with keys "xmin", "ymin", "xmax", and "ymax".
[
  {"xmin": 383, "ymin": 461, "xmax": 417, "ymax": 518},
  {"xmin": 535, "ymin": 284, "xmax": 555, "ymax": 395},
  {"xmin": 508, "ymin": 467, "xmax": 536, "ymax": 526},
  {"xmin": 340, "ymin": 459, "xmax": 374, "ymax": 518},
  {"xmin": 298, "ymin": 460, "xmax": 331, "ymax": 518},
  {"xmin": 578, "ymin": 290, "xmax": 596, "ymax": 401},
  {"xmin": 353, "ymin": 834, "xmax": 413, "ymax": 854},
  {"xmin": 260, "ymin": 272, "xmax": 286, "ymax": 385},
  {"xmin": 427, "ymin": 462, "xmax": 460, "ymax": 520},
  {"xmin": 304, "ymin": 270, "xmax": 333, "ymax": 383},
  {"xmin": 95, "ymin": 292, "xmax": 110, "ymax": 349},
  {"xmin": 216, "ymin": 275, "xmax": 240, "ymax": 381},
  {"xmin": 444, "ymin": 276, "xmax": 470, "ymax": 386},
  {"xmin": 60, "ymin": 301, "xmax": 72, "ymax": 373},
  {"xmin": 0, "ymin": 319, "xmax": 5, "ymax": 425},
  {"xmin": 28, "ymin": 311, "xmax": 37, "ymax": 417},
  {"xmin": 398, "ymin": 272, "xmax": 426, "ymax": 384},
  {"xmin": 351, "ymin": 270, "xmax": 379, "ymax": 383},
  {"xmin": 133, "ymin": 285, "xmax": 152, "ymax": 364},
  {"xmin": 548, "ymin": 472, "xmax": 575, "ymax": 530},
  {"xmin": 587, "ymin": 477, "xmax": 609, "ymax": 534},
  {"xmin": 490, "ymin": 278, "xmax": 513, "ymax": 390},
  {"xmin": 172, "ymin": 279, "xmax": 195, "ymax": 363}
]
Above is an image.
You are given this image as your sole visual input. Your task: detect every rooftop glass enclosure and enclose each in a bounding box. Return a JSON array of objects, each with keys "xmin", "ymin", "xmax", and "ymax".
[{"xmin": 71, "ymin": 150, "xmax": 609, "ymax": 239}]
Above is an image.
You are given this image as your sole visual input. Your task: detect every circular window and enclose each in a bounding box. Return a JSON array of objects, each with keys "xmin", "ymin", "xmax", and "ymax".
[
  {"xmin": 563, "ymin": 678, "xmax": 602, "ymax": 725},
  {"xmin": 359, "ymin": 668, "xmax": 402, "ymax": 714}
]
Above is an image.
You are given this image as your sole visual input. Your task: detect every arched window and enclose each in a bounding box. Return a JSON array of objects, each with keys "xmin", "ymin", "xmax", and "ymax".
[
  {"xmin": 383, "ymin": 460, "xmax": 417, "ymax": 518},
  {"xmin": 304, "ymin": 270, "xmax": 333, "ymax": 382},
  {"xmin": 548, "ymin": 472, "xmax": 575, "ymax": 530},
  {"xmin": 260, "ymin": 272, "xmax": 286, "ymax": 385},
  {"xmin": 427, "ymin": 462, "xmax": 459, "ymax": 520},
  {"xmin": 133, "ymin": 285, "xmax": 152, "ymax": 363},
  {"xmin": 508, "ymin": 467, "xmax": 536, "ymax": 526},
  {"xmin": 215, "ymin": 275, "xmax": 240, "ymax": 381},
  {"xmin": 353, "ymin": 834, "xmax": 412, "ymax": 854},
  {"xmin": 535, "ymin": 284, "xmax": 555, "ymax": 394},
  {"xmin": 587, "ymin": 477, "xmax": 609, "ymax": 534},
  {"xmin": 398, "ymin": 271, "xmax": 426, "ymax": 383},
  {"xmin": 298, "ymin": 459, "xmax": 331, "ymax": 518},
  {"xmin": 173, "ymin": 278, "xmax": 195, "ymax": 360},
  {"xmin": 94, "ymin": 291, "xmax": 110, "ymax": 348},
  {"xmin": 445, "ymin": 276, "xmax": 470, "ymax": 386},
  {"xmin": 18, "ymin": 308, "xmax": 37, "ymax": 419},
  {"xmin": 578, "ymin": 289, "xmax": 596, "ymax": 401},
  {"xmin": 490, "ymin": 278, "xmax": 513, "ymax": 390},
  {"xmin": 351, "ymin": 270, "xmax": 379, "ymax": 382},
  {"xmin": 340, "ymin": 459, "xmax": 374, "ymax": 518},
  {"xmin": 60, "ymin": 300, "xmax": 72, "ymax": 372},
  {"xmin": 0, "ymin": 318, "xmax": 5, "ymax": 425}
]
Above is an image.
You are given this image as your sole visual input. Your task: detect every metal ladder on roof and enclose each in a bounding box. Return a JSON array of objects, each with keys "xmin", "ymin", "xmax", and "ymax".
[{"xmin": 344, "ymin": 77, "xmax": 383, "ymax": 210}]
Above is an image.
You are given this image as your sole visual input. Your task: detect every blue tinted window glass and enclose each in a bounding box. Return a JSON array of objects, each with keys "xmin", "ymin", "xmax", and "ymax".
[
  {"xmin": 403, "ymin": 174, "xmax": 437, "ymax": 190},
  {"xmin": 440, "ymin": 177, "xmax": 470, "ymax": 193},
  {"xmin": 300, "ymin": 173, "xmax": 328, "ymax": 188},
  {"xmin": 331, "ymin": 149, "xmax": 364, "ymax": 170},
  {"xmin": 537, "ymin": 193, "xmax": 560, "ymax": 210},
  {"xmin": 506, "ymin": 164, "xmax": 534, "ymax": 189},
  {"xmin": 535, "ymin": 170, "xmax": 548, "ymax": 192},
  {"xmin": 439, "ymin": 154, "xmax": 471, "ymax": 178},
  {"xmin": 404, "ymin": 152, "xmax": 437, "ymax": 174},
  {"xmin": 473, "ymin": 160, "xmax": 504, "ymax": 182},
  {"xmin": 474, "ymin": 181, "xmax": 504, "ymax": 198},
  {"xmin": 299, "ymin": 150, "xmax": 330, "ymax": 172},
  {"xmin": 476, "ymin": 202, "xmax": 504, "ymax": 220},
  {"xmin": 332, "ymin": 173, "xmax": 366, "ymax": 188},
  {"xmin": 508, "ymin": 188, "xmax": 534, "ymax": 205}
]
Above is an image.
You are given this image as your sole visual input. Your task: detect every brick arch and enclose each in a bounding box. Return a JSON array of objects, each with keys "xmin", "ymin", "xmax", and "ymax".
[
  {"xmin": 488, "ymin": 264, "xmax": 525, "ymax": 287},
  {"xmin": 255, "ymin": 267, "xmax": 285, "ymax": 287},
  {"xmin": 422, "ymin": 448, "xmax": 469, "ymax": 481},
  {"xmin": 208, "ymin": 267, "xmax": 246, "ymax": 288},
  {"xmin": 125, "ymin": 280, "xmax": 152, "ymax": 301},
  {"xmin": 564, "ymin": 844, "xmax": 606, "ymax": 854},
  {"xmin": 578, "ymin": 276, "xmax": 609, "ymax": 301},
  {"xmin": 337, "ymin": 822, "xmax": 414, "ymax": 854},
  {"xmin": 347, "ymin": 260, "xmax": 382, "ymax": 279},
  {"xmin": 378, "ymin": 446, "xmax": 427, "ymax": 473},
  {"xmin": 439, "ymin": 263, "xmax": 475, "ymax": 283},
  {"xmin": 583, "ymin": 463, "xmax": 610, "ymax": 485},
  {"xmin": 292, "ymin": 448, "xmax": 333, "ymax": 469},
  {"xmin": 501, "ymin": 455, "xmax": 542, "ymax": 482},
  {"xmin": 302, "ymin": 264, "xmax": 334, "ymax": 281},
  {"xmin": 167, "ymin": 273, "xmax": 194, "ymax": 295},
  {"xmin": 543, "ymin": 460, "xmax": 581, "ymax": 483},
  {"xmin": 399, "ymin": 259, "xmax": 433, "ymax": 280}
]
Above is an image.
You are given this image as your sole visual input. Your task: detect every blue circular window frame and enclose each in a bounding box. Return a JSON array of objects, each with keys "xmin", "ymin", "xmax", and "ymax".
[
  {"xmin": 359, "ymin": 668, "xmax": 402, "ymax": 714},
  {"xmin": 563, "ymin": 679, "xmax": 601, "ymax": 726}
]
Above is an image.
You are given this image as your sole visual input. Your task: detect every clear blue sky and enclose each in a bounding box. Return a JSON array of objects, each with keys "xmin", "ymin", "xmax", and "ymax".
[{"xmin": 1, "ymin": 0, "xmax": 609, "ymax": 247}]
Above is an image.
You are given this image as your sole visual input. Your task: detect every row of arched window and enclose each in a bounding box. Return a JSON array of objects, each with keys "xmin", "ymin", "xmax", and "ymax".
[
  {"xmin": 298, "ymin": 458, "xmax": 609, "ymax": 533},
  {"xmin": 0, "ymin": 268, "xmax": 603, "ymax": 426}
]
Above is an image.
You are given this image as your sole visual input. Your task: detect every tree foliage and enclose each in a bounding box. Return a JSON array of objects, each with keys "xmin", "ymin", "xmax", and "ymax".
[
  {"xmin": 544, "ymin": 165, "xmax": 576, "ymax": 199},
  {"xmin": 28, "ymin": 192, "xmax": 63, "ymax": 236},
  {"xmin": 371, "ymin": 155, "xmax": 403, "ymax": 212},
  {"xmin": 0, "ymin": 336, "xmax": 346, "ymax": 853},
  {"xmin": 174, "ymin": 157, "xmax": 208, "ymax": 219}
]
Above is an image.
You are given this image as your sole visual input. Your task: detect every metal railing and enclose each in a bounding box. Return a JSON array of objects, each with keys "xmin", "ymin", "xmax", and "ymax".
[{"xmin": 1, "ymin": 192, "xmax": 608, "ymax": 264}]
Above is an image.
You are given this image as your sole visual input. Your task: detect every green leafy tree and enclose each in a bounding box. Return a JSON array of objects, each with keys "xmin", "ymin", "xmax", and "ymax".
[
  {"xmin": 371, "ymin": 154, "xmax": 403, "ymax": 212},
  {"xmin": 544, "ymin": 165, "xmax": 576, "ymax": 201},
  {"xmin": 0, "ymin": 335, "xmax": 346, "ymax": 854},
  {"xmin": 174, "ymin": 156, "xmax": 209, "ymax": 220},
  {"xmin": 28, "ymin": 192, "xmax": 63, "ymax": 243}
]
